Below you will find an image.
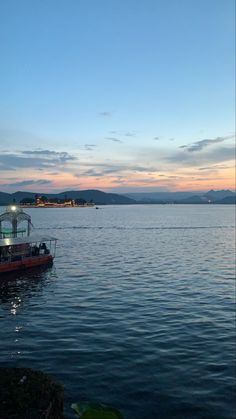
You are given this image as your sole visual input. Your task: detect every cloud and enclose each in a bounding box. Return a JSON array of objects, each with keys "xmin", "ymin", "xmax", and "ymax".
[
  {"xmin": 76, "ymin": 169, "xmax": 103, "ymax": 177},
  {"xmin": 21, "ymin": 149, "xmax": 76, "ymax": 163},
  {"xmin": 3, "ymin": 179, "xmax": 52, "ymax": 187},
  {"xmin": 47, "ymin": 172, "xmax": 60, "ymax": 175},
  {"xmin": 99, "ymin": 111, "xmax": 112, "ymax": 117},
  {"xmin": 1, "ymin": 130, "xmax": 234, "ymax": 193},
  {"xmin": 0, "ymin": 164, "xmax": 16, "ymax": 171},
  {"xmin": 0, "ymin": 149, "xmax": 76, "ymax": 170},
  {"xmin": 75, "ymin": 162, "xmax": 160, "ymax": 178},
  {"xmin": 110, "ymin": 177, "xmax": 127, "ymax": 184},
  {"xmin": 125, "ymin": 131, "xmax": 136, "ymax": 137},
  {"xmin": 165, "ymin": 145, "xmax": 235, "ymax": 166},
  {"xmin": 198, "ymin": 164, "xmax": 234, "ymax": 171},
  {"xmin": 83, "ymin": 144, "xmax": 97, "ymax": 151},
  {"xmin": 179, "ymin": 135, "xmax": 234, "ymax": 152},
  {"xmin": 105, "ymin": 137, "xmax": 123, "ymax": 143},
  {"xmin": 108, "ymin": 130, "xmax": 136, "ymax": 137}
]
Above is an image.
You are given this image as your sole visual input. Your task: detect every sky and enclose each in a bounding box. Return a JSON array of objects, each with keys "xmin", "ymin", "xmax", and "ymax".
[{"xmin": 0, "ymin": 0, "xmax": 235, "ymax": 194}]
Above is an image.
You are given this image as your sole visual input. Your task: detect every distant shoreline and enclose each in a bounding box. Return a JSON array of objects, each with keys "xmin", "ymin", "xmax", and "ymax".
[
  {"xmin": 16, "ymin": 202, "xmax": 235, "ymax": 207},
  {"xmin": 19, "ymin": 204, "xmax": 95, "ymax": 209},
  {"xmin": 0, "ymin": 188, "xmax": 235, "ymax": 206}
]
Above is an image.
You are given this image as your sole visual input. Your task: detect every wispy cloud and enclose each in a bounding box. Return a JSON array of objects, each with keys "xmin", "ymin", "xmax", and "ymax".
[
  {"xmin": 165, "ymin": 145, "xmax": 235, "ymax": 166},
  {"xmin": 198, "ymin": 164, "xmax": 234, "ymax": 171},
  {"xmin": 0, "ymin": 131, "xmax": 234, "ymax": 192},
  {"xmin": 0, "ymin": 164, "xmax": 15, "ymax": 171},
  {"xmin": 125, "ymin": 131, "xmax": 136, "ymax": 137},
  {"xmin": 21, "ymin": 149, "xmax": 76, "ymax": 163},
  {"xmin": 108, "ymin": 130, "xmax": 137, "ymax": 137},
  {"xmin": 47, "ymin": 172, "xmax": 60, "ymax": 175},
  {"xmin": 99, "ymin": 111, "xmax": 112, "ymax": 117},
  {"xmin": 83, "ymin": 144, "xmax": 97, "ymax": 151},
  {"xmin": 179, "ymin": 135, "xmax": 234, "ymax": 152},
  {"xmin": 105, "ymin": 137, "xmax": 123, "ymax": 143},
  {"xmin": 0, "ymin": 149, "xmax": 76, "ymax": 170},
  {"xmin": 75, "ymin": 162, "xmax": 160, "ymax": 178},
  {"xmin": 3, "ymin": 179, "xmax": 52, "ymax": 187}
]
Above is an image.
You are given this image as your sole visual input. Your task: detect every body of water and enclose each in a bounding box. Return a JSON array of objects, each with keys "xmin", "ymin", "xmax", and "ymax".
[{"xmin": 0, "ymin": 205, "xmax": 235, "ymax": 418}]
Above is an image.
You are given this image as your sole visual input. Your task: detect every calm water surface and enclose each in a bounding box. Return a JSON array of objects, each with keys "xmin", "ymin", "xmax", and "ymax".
[{"xmin": 0, "ymin": 205, "xmax": 235, "ymax": 419}]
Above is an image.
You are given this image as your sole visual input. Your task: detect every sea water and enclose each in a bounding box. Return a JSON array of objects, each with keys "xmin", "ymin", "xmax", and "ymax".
[{"xmin": 0, "ymin": 205, "xmax": 235, "ymax": 419}]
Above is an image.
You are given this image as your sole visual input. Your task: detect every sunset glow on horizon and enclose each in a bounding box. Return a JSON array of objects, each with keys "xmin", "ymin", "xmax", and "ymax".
[{"xmin": 0, "ymin": 0, "xmax": 235, "ymax": 194}]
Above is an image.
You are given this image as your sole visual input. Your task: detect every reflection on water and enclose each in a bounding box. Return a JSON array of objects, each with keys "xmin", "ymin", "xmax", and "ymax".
[{"xmin": 0, "ymin": 265, "xmax": 55, "ymax": 309}]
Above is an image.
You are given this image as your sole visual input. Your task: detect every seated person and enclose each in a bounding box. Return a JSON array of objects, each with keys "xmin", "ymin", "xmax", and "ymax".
[{"xmin": 40, "ymin": 243, "xmax": 49, "ymax": 254}]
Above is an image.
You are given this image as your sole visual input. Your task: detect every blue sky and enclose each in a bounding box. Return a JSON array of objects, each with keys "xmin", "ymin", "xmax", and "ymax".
[{"xmin": 0, "ymin": 0, "xmax": 235, "ymax": 193}]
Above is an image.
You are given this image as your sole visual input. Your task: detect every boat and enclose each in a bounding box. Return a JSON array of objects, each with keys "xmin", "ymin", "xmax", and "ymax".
[{"xmin": 0, "ymin": 205, "xmax": 57, "ymax": 275}]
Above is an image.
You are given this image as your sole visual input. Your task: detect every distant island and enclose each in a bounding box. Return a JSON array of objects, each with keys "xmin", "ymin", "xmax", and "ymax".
[
  {"xmin": 0, "ymin": 189, "xmax": 235, "ymax": 206},
  {"xmin": 21, "ymin": 194, "xmax": 95, "ymax": 208},
  {"xmin": 0, "ymin": 190, "xmax": 135, "ymax": 206}
]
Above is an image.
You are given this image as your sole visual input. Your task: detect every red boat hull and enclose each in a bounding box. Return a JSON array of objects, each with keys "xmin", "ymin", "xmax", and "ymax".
[{"xmin": 0, "ymin": 255, "xmax": 53, "ymax": 274}]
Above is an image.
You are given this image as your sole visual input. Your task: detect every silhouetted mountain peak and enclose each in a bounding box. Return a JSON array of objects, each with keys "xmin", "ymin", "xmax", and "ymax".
[{"xmin": 204, "ymin": 189, "xmax": 234, "ymax": 200}]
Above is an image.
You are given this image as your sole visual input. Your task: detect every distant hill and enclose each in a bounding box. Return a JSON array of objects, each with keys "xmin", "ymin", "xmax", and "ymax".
[
  {"xmin": 214, "ymin": 195, "xmax": 236, "ymax": 204},
  {"xmin": 0, "ymin": 189, "xmax": 135, "ymax": 205},
  {"xmin": 177, "ymin": 195, "xmax": 209, "ymax": 204},
  {"xmin": 204, "ymin": 189, "xmax": 234, "ymax": 201},
  {"xmin": 124, "ymin": 191, "xmax": 199, "ymax": 202},
  {"xmin": 0, "ymin": 192, "xmax": 12, "ymax": 205},
  {"xmin": 0, "ymin": 189, "xmax": 235, "ymax": 206},
  {"xmin": 56, "ymin": 189, "xmax": 135, "ymax": 204},
  {"xmin": 124, "ymin": 190, "xmax": 235, "ymax": 204}
]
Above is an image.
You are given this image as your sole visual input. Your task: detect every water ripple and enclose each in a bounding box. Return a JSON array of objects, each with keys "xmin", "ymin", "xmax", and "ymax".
[{"xmin": 0, "ymin": 205, "xmax": 235, "ymax": 419}]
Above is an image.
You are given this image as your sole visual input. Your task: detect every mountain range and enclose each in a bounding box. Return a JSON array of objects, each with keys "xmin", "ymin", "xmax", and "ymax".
[
  {"xmin": 0, "ymin": 189, "xmax": 235, "ymax": 206},
  {"xmin": 124, "ymin": 189, "xmax": 236, "ymax": 204},
  {"xmin": 0, "ymin": 189, "xmax": 135, "ymax": 205}
]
